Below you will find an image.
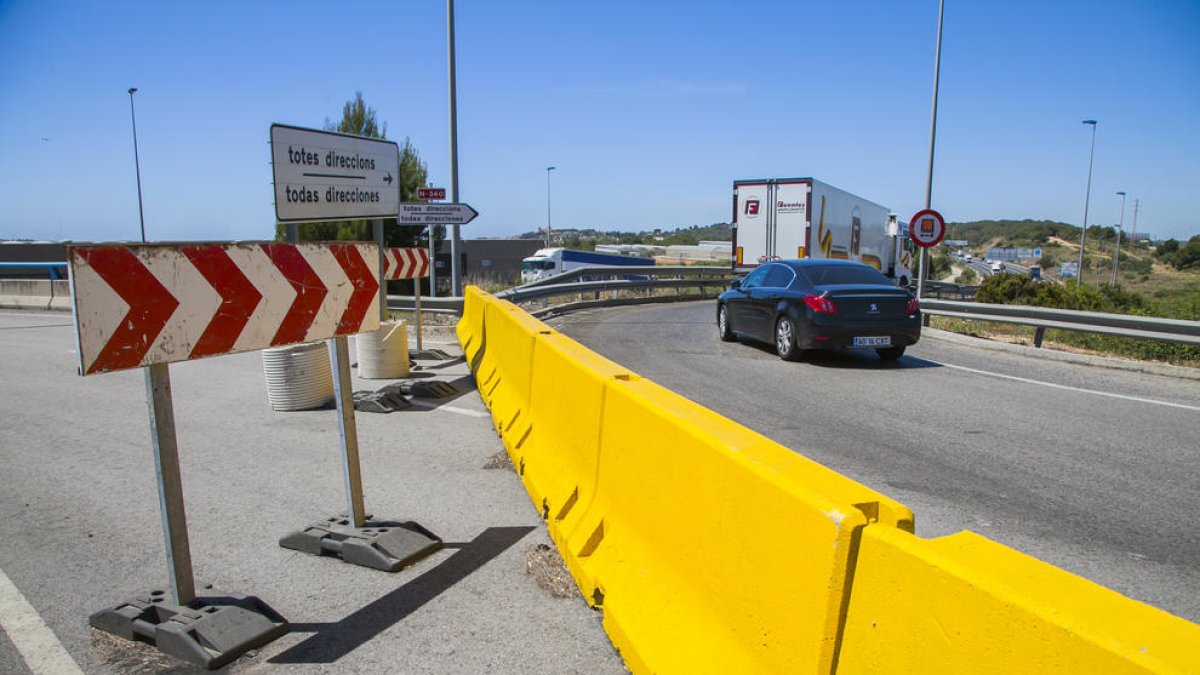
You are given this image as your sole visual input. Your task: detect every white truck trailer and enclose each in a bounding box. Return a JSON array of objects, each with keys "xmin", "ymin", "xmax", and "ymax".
[
  {"xmin": 519, "ymin": 247, "xmax": 656, "ymax": 283},
  {"xmin": 731, "ymin": 178, "xmax": 914, "ymax": 286}
]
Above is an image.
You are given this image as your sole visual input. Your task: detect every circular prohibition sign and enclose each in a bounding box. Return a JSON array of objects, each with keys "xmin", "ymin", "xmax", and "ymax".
[{"xmin": 909, "ymin": 208, "xmax": 946, "ymax": 248}]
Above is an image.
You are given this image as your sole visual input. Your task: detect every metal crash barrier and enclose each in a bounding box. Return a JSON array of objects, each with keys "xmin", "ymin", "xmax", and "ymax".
[{"xmin": 457, "ymin": 286, "xmax": 1200, "ymax": 674}]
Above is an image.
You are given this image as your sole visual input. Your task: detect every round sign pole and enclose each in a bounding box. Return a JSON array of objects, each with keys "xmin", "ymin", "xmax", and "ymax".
[{"xmin": 908, "ymin": 209, "xmax": 946, "ymax": 300}]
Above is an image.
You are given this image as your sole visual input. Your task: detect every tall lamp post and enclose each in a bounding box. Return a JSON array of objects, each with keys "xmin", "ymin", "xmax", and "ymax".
[
  {"xmin": 447, "ymin": 0, "xmax": 463, "ymax": 296},
  {"xmin": 1111, "ymin": 190, "xmax": 1127, "ymax": 285},
  {"xmin": 917, "ymin": 0, "xmax": 944, "ymax": 301},
  {"xmin": 1077, "ymin": 119, "xmax": 1098, "ymax": 286},
  {"xmin": 128, "ymin": 87, "xmax": 146, "ymax": 242},
  {"xmin": 545, "ymin": 166, "xmax": 556, "ymax": 248}
]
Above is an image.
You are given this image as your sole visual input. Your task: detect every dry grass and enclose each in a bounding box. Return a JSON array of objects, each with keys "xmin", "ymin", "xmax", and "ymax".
[
  {"xmin": 89, "ymin": 630, "xmax": 196, "ymax": 673},
  {"xmin": 483, "ymin": 449, "xmax": 514, "ymax": 471},
  {"xmin": 524, "ymin": 542, "xmax": 577, "ymax": 599}
]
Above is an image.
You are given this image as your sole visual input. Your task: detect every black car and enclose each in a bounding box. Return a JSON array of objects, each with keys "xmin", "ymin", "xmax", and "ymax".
[{"xmin": 717, "ymin": 259, "xmax": 920, "ymax": 361}]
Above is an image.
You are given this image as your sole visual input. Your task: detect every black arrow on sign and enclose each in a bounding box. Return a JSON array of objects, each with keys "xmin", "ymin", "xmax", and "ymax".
[{"xmin": 383, "ymin": 173, "xmax": 393, "ymax": 185}]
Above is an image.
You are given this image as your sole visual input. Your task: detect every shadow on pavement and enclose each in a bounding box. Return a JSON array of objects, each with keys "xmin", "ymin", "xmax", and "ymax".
[{"xmin": 271, "ymin": 525, "xmax": 536, "ymax": 665}]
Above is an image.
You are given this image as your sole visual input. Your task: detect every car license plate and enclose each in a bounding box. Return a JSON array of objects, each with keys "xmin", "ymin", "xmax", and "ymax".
[{"xmin": 853, "ymin": 336, "xmax": 891, "ymax": 348}]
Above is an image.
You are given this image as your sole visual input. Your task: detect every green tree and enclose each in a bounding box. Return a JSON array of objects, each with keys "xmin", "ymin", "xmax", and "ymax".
[
  {"xmin": 1156, "ymin": 239, "xmax": 1180, "ymax": 257},
  {"xmin": 325, "ymin": 91, "xmax": 386, "ymax": 138}
]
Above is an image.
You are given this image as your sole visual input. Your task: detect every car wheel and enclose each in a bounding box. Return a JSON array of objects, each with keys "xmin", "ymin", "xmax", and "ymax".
[
  {"xmin": 717, "ymin": 304, "xmax": 735, "ymax": 342},
  {"xmin": 876, "ymin": 345, "xmax": 906, "ymax": 361},
  {"xmin": 775, "ymin": 316, "xmax": 802, "ymax": 361}
]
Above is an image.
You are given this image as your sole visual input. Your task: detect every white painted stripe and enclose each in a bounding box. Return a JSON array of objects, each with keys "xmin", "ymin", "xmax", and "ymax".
[
  {"xmin": 0, "ymin": 566, "xmax": 83, "ymax": 674},
  {"xmin": 142, "ymin": 248, "xmax": 221, "ymax": 366},
  {"xmin": 229, "ymin": 245, "xmax": 294, "ymax": 353},
  {"xmin": 406, "ymin": 399, "xmax": 489, "ymax": 417},
  {"xmin": 303, "ymin": 245, "xmax": 350, "ymax": 343},
  {"xmin": 936, "ymin": 361, "xmax": 1200, "ymax": 412}
]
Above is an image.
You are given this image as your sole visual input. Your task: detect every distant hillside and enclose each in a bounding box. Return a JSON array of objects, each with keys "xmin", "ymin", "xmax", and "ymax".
[
  {"xmin": 518, "ymin": 222, "xmax": 733, "ymax": 249},
  {"xmin": 945, "ymin": 220, "xmax": 1079, "ymax": 247}
]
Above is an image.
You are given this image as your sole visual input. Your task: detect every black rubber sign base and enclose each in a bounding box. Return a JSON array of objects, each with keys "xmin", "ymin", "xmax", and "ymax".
[
  {"xmin": 89, "ymin": 588, "xmax": 289, "ymax": 670},
  {"xmin": 280, "ymin": 515, "xmax": 442, "ymax": 572}
]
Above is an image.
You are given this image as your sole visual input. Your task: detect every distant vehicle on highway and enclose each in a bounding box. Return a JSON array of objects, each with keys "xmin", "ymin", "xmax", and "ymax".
[
  {"xmin": 990, "ymin": 261, "xmax": 1007, "ymax": 273},
  {"xmin": 519, "ymin": 247, "xmax": 655, "ymax": 283},
  {"xmin": 717, "ymin": 259, "xmax": 920, "ymax": 361}
]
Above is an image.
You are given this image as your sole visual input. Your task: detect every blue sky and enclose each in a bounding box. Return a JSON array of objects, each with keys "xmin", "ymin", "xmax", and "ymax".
[{"xmin": 1, "ymin": 1, "xmax": 1197, "ymax": 243}]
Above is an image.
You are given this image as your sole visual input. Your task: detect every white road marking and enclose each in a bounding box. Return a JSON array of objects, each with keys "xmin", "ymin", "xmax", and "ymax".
[
  {"xmin": 406, "ymin": 399, "xmax": 489, "ymax": 417},
  {"xmin": 0, "ymin": 566, "xmax": 83, "ymax": 674},
  {"xmin": 935, "ymin": 361, "xmax": 1200, "ymax": 412}
]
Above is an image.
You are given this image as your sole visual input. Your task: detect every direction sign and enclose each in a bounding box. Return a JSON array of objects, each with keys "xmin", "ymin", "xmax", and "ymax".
[
  {"xmin": 909, "ymin": 209, "xmax": 946, "ymax": 248},
  {"xmin": 398, "ymin": 202, "xmax": 479, "ymax": 226},
  {"xmin": 271, "ymin": 124, "xmax": 400, "ymax": 223},
  {"xmin": 68, "ymin": 242, "xmax": 380, "ymax": 375},
  {"xmin": 384, "ymin": 247, "xmax": 429, "ymax": 280},
  {"xmin": 416, "ymin": 187, "xmax": 446, "ymax": 201}
]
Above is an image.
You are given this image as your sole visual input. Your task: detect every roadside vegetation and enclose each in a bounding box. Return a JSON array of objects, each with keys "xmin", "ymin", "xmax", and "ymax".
[
  {"xmin": 928, "ymin": 219, "xmax": 1200, "ymax": 366},
  {"xmin": 518, "ymin": 223, "xmax": 733, "ymax": 250}
]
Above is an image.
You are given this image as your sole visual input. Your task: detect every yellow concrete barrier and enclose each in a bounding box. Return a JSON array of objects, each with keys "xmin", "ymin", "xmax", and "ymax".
[
  {"xmin": 565, "ymin": 376, "xmax": 913, "ymax": 673},
  {"xmin": 838, "ymin": 526, "xmax": 1200, "ymax": 674},
  {"xmin": 519, "ymin": 331, "xmax": 635, "ymax": 548},
  {"xmin": 456, "ymin": 286, "xmax": 487, "ymax": 369},
  {"xmin": 478, "ymin": 299, "xmax": 550, "ymax": 441},
  {"xmin": 457, "ymin": 288, "xmax": 1200, "ymax": 675}
]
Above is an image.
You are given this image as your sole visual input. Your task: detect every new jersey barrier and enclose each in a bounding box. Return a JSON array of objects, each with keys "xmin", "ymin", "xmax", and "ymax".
[
  {"xmin": 457, "ymin": 288, "xmax": 914, "ymax": 672},
  {"xmin": 456, "ymin": 287, "xmax": 1200, "ymax": 674},
  {"xmin": 838, "ymin": 527, "xmax": 1200, "ymax": 674}
]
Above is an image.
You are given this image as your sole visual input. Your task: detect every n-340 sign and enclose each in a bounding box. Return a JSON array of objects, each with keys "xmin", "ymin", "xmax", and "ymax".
[{"xmin": 271, "ymin": 124, "xmax": 400, "ymax": 223}]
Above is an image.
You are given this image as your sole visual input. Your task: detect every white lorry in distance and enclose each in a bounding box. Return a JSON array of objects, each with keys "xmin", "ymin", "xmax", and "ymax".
[
  {"xmin": 519, "ymin": 247, "xmax": 656, "ymax": 284},
  {"xmin": 731, "ymin": 178, "xmax": 915, "ymax": 287}
]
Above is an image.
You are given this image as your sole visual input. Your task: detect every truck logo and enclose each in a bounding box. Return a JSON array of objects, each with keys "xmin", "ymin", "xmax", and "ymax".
[
  {"xmin": 868, "ymin": 303, "xmax": 880, "ymax": 314},
  {"xmin": 744, "ymin": 199, "xmax": 760, "ymax": 216}
]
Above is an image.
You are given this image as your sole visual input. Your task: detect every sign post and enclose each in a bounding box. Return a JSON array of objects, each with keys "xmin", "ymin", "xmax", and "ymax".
[
  {"xmin": 70, "ymin": 241, "xmax": 394, "ymax": 668},
  {"xmin": 145, "ymin": 363, "xmax": 195, "ymax": 606},
  {"xmin": 266, "ymin": 125, "xmax": 440, "ymax": 572},
  {"xmin": 909, "ymin": 208, "xmax": 946, "ymax": 301}
]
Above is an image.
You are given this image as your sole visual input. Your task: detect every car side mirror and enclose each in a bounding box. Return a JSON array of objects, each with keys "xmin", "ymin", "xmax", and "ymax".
[{"xmin": 730, "ymin": 279, "xmax": 742, "ymax": 290}]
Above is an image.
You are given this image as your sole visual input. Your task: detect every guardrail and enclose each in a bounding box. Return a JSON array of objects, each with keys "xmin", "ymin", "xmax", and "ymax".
[
  {"xmin": 496, "ymin": 265, "xmax": 733, "ymax": 304},
  {"xmin": 0, "ymin": 261, "xmax": 71, "ymax": 311},
  {"xmin": 0, "ymin": 261, "xmax": 69, "ymax": 279},
  {"xmin": 919, "ymin": 280, "xmax": 978, "ymax": 300},
  {"xmin": 385, "ymin": 266, "xmax": 734, "ymax": 316},
  {"xmin": 922, "ymin": 298, "xmax": 1200, "ymax": 346},
  {"xmin": 512, "ymin": 264, "xmax": 731, "ymax": 290}
]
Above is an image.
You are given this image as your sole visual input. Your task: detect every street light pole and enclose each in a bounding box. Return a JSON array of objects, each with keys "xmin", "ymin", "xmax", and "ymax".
[
  {"xmin": 1077, "ymin": 119, "xmax": 1098, "ymax": 286},
  {"xmin": 1111, "ymin": 190, "xmax": 1126, "ymax": 285},
  {"xmin": 545, "ymin": 166, "xmax": 556, "ymax": 248},
  {"xmin": 447, "ymin": 0, "xmax": 463, "ymax": 296},
  {"xmin": 128, "ymin": 87, "xmax": 146, "ymax": 242},
  {"xmin": 917, "ymin": 0, "xmax": 944, "ymax": 301}
]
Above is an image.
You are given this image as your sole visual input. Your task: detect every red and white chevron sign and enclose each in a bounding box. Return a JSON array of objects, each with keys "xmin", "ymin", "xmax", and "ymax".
[
  {"xmin": 383, "ymin": 247, "xmax": 429, "ymax": 280},
  {"xmin": 68, "ymin": 242, "xmax": 381, "ymax": 375}
]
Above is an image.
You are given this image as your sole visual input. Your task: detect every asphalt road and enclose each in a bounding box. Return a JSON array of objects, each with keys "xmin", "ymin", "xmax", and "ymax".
[
  {"xmin": 0, "ymin": 310, "xmax": 625, "ymax": 674},
  {"xmin": 546, "ymin": 300, "xmax": 1200, "ymax": 624}
]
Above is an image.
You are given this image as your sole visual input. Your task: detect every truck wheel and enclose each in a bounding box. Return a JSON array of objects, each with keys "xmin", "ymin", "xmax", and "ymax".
[
  {"xmin": 876, "ymin": 345, "xmax": 906, "ymax": 361},
  {"xmin": 775, "ymin": 317, "xmax": 802, "ymax": 361},
  {"xmin": 717, "ymin": 305, "xmax": 735, "ymax": 342}
]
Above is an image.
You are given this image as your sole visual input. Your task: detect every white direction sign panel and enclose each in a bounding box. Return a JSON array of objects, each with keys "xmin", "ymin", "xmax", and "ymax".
[
  {"xmin": 398, "ymin": 203, "xmax": 479, "ymax": 225},
  {"xmin": 271, "ymin": 124, "xmax": 400, "ymax": 223}
]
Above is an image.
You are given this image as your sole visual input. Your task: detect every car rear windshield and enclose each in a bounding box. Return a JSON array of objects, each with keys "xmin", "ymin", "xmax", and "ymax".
[{"xmin": 798, "ymin": 264, "xmax": 891, "ymax": 286}]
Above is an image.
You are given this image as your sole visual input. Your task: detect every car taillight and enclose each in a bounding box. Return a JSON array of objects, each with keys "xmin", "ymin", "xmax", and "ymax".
[
  {"xmin": 803, "ymin": 294, "xmax": 838, "ymax": 314},
  {"xmin": 905, "ymin": 297, "xmax": 920, "ymax": 314}
]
